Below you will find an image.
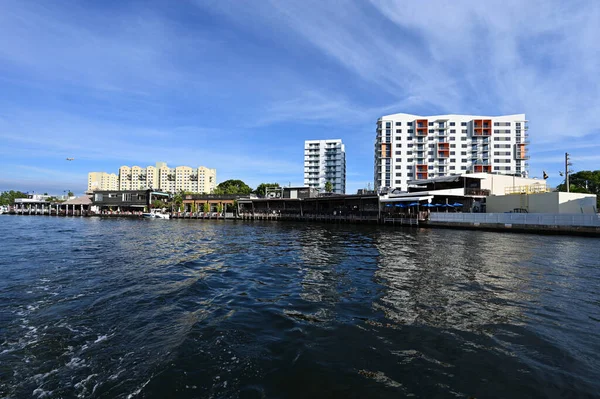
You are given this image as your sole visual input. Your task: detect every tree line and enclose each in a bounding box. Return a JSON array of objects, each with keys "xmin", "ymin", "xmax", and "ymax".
[{"xmin": 555, "ymin": 170, "xmax": 600, "ymax": 208}]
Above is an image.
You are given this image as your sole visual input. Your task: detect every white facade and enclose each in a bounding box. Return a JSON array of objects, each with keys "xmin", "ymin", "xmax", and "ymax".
[
  {"xmin": 304, "ymin": 139, "xmax": 346, "ymax": 194},
  {"xmin": 375, "ymin": 113, "xmax": 529, "ymax": 192}
]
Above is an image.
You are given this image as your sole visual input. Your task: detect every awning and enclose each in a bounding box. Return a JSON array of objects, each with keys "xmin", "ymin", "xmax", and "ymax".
[
  {"xmin": 407, "ymin": 174, "xmax": 486, "ymax": 186},
  {"xmin": 380, "ymin": 195, "xmax": 434, "ymax": 203}
]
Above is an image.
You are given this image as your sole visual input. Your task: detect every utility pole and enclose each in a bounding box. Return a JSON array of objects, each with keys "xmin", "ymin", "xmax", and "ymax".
[{"xmin": 565, "ymin": 152, "xmax": 570, "ymax": 192}]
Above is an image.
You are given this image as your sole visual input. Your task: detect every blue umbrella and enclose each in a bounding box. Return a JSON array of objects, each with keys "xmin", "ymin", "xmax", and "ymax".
[
  {"xmin": 442, "ymin": 204, "xmax": 454, "ymax": 207},
  {"xmin": 422, "ymin": 203, "xmax": 435, "ymax": 208},
  {"xmin": 408, "ymin": 202, "xmax": 419, "ymax": 207},
  {"xmin": 432, "ymin": 203, "xmax": 443, "ymax": 207},
  {"xmin": 452, "ymin": 202, "xmax": 463, "ymax": 207},
  {"xmin": 385, "ymin": 203, "xmax": 392, "ymax": 207},
  {"xmin": 395, "ymin": 203, "xmax": 406, "ymax": 208}
]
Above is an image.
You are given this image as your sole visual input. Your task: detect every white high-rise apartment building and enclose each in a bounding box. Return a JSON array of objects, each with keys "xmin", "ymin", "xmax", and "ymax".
[
  {"xmin": 88, "ymin": 162, "xmax": 216, "ymax": 193},
  {"xmin": 304, "ymin": 139, "xmax": 346, "ymax": 194},
  {"xmin": 374, "ymin": 113, "xmax": 529, "ymax": 191}
]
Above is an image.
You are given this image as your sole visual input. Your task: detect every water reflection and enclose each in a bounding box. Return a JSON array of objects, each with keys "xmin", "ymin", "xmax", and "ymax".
[{"xmin": 373, "ymin": 228, "xmax": 542, "ymax": 330}]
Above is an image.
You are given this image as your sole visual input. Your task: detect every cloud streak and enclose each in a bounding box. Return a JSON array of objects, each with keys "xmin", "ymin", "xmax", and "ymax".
[{"xmin": 1, "ymin": 0, "xmax": 599, "ymax": 194}]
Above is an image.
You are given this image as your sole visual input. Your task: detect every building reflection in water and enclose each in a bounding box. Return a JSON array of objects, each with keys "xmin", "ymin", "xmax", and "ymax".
[
  {"xmin": 372, "ymin": 228, "xmax": 539, "ymax": 331},
  {"xmin": 294, "ymin": 225, "xmax": 379, "ymax": 322}
]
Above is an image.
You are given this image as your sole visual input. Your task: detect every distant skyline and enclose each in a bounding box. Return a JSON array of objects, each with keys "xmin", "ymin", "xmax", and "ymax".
[{"xmin": 1, "ymin": 0, "xmax": 599, "ymax": 195}]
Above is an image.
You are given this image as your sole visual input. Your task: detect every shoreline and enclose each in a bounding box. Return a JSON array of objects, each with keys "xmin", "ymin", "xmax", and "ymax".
[{"xmin": 4, "ymin": 211, "xmax": 600, "ymax": 237}]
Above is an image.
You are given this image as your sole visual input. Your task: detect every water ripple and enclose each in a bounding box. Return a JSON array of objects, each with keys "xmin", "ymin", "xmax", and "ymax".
[{"xmin": 0, "ymin": 216, "xmax": 598, "ymax": 398}]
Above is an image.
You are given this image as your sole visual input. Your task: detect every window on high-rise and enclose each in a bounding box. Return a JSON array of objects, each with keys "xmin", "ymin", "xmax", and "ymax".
[{"xmin": 395, "ymin": 122, "xmax": 401, "ymax": 126}]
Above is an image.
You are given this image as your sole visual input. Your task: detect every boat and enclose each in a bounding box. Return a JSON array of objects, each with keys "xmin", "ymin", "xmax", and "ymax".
[{"xmin": 142, "ymin": 210, "xmax": 170, "ymax": 219}]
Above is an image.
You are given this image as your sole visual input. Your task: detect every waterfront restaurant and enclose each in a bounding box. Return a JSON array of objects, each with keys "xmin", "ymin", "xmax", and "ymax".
[
  {"xmin": 179, "ymin": 194, "xmax": 242, "ymax": 215},
  {"xmin": 380, "ymin": 173, "xmax": 545, "ymax": 215},
  {"xmin": 92, "ymin": 189, "xmax": 170, "ymax": 214},
  {"xmin": 60, "ymin": 195, "xmax": 96, "ymax": 216},
  {"xmin": 238, "ymin": 191, "xmax": 381, "ymax": 222},
  {"xmin": 13, "ymin": 194, "xmax": 56, "ymax": 215}
]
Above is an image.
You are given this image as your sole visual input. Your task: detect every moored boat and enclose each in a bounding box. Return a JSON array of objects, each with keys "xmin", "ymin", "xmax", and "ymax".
[{"xmin": 142, "ymin": 210, "xmax": 170, "ymax": 219}]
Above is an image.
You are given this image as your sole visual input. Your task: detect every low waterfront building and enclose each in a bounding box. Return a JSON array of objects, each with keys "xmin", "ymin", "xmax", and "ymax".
[
  {"xmin": 238, "ymin": 193, "xmax": 380, "ymax": 222},
  {"xmin": 13, "ymin": 194, "xmax": 97, "ymax": 216},
  {"xmin": 14, "ymin": 195, "xmax": 54, "ymax": 215},
  {"xmin": 92, "ymin": 189, "xmax": 170, "ymax": 213},
  {"xmin": 264, "ymin": 186, "xmax": 319, "ymax": 199},
  {"xmin": 380, "ymin": 173, "xmax": 546, "ymax": 213},
  {"xmin": 179, "ymin": 194, "xmax": 242, "ymax": 215}
]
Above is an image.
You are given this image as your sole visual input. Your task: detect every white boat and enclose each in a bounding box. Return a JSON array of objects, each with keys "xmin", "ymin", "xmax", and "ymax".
[{"xmin": 142, "ymin": 210, "xmax": 170, "ymax": 219}]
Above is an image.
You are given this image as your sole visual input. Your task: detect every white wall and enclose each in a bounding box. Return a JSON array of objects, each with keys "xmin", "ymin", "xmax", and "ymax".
[
  {"xmin": 558, "ymin": 192, "xmax": 597, "ymax": 213},
  {"xmin": 477, "ymin": 174, "xmax": 544, "ymax": 195},
  {"xmin": 486, "ymin": 192, "xmax": 597, "ymax": 214}
]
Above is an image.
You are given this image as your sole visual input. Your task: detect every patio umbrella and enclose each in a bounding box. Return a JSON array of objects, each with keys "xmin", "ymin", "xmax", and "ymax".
[
  {"xmin": 395, "ymin": 203, "xmax": 406, "ymax": 208},
  {"xmin": 442, "ymin": 204, "xmax": 454, "ymax": 207},
  {"xmin": 422, "ymin": 203, "xmax": 435, "ymax": 208},
  {"xmin": 432, "ymin": 203, "xmax": 443, "ymax": 207},
  {"xmin": 451, "ymin": 202, "xmax": 463, "ymax": 207},
  {"xmin": 385, "ymin": 203, "xmax": 392, "ymax": 207},
  {"xmin": 408, "ymin": 202, "xmax": 419, "ymax": 207}
]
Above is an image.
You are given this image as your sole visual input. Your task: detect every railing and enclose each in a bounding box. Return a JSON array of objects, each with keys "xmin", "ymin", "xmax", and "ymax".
[
  {"xmin": 430, "ymin": 213, "xmax": 600, "ymax": 227},
  {"xmin": 504, "ymin": 184, "xmax": 550, "ymax": 195},
  {"xmin": 465, "ymin": 188, "xmax": 491, "ymax": 196}
]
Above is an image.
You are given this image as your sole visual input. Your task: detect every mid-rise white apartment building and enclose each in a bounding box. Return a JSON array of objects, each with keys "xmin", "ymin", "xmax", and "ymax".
[
  {"xmin": 374, "ymin": 113, "xmax": 529, "ymax": 191},
  {"xmin": 88, "ymin": 172, "xmax": 119, "ymax": 192},
  {"xmin": 88, "ymin": 162, "xmax": 217, "ymax": 193},
  {"xmin": 304, "ymin": 139, "xmax": 346, "ymax": 194}
]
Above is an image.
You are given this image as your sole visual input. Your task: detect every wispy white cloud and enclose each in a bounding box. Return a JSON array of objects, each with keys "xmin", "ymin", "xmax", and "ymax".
[{"xmin": 2, "ymin": 0, "xmax": 599, "ymax": 195}]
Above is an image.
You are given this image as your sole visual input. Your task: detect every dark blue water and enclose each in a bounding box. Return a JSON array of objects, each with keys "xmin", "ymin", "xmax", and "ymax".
[{"xmin": 0, "ymin": 216, "xmax": 599, "ymax": 398}]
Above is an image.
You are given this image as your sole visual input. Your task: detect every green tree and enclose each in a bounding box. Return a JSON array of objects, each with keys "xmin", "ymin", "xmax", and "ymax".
[
  {"xmin": 213, "ymin": 179, "xmax": 253, "ymax": 195},
  {"xmin": 217, "ymin": 203, "xmax": 223, "ymax": 214},
  {"xmin": 254, "ymin": 183, "xmax": 280, "ymax": 197},
  {"xmin": 190, "ymin": 202, "xmax": 197, "ymax": 213},
  {"xmin": 203, "ymin": 202, "xmax": 210, "ymax": 213},
  {"xmin": 151, "ymin": 200, "xmax": 164, "ymax": 209},
  {"xmin": 67, "ymin": 191, "xmax": 74, "ymax": 197},
  {"xmin": 324, "ymin": 181, "xmax": 333, "ymax": 193},
  {"xmin": 172, "ymin": 193, "xmax": 183, "ymax": 212},
  {"xmin": 0, "ymin": 190, "xmax": 28, "ymax": 206}
]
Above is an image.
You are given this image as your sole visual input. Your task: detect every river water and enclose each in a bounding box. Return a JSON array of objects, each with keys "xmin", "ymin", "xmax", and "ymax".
[{"xmin": 0, "ymin": 216, "xmax": 598, "ymax": 398}]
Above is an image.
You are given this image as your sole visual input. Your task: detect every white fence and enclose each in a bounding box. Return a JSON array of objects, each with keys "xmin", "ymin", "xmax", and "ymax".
[{"xmin": 429, "ymin": 213, "xmax": 600, "ymax": 227}]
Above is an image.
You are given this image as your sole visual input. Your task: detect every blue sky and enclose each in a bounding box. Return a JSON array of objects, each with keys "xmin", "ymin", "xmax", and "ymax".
[{"xmin": 1, "ymin": 0, "xmax": 599, "ymax": 195}]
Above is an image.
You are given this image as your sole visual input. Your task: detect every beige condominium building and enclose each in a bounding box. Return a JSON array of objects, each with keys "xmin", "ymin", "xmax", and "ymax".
[
  {"xmin": 88, "ymin": 162, "xmax": 216, "ymax": 193},
  {"xmin": 374, "ymin": 113, "xmax": 529, "ymax": 192},
  {"xmin": 87, "ymin": 172, "xmax": 119, "ymax": 192}
]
